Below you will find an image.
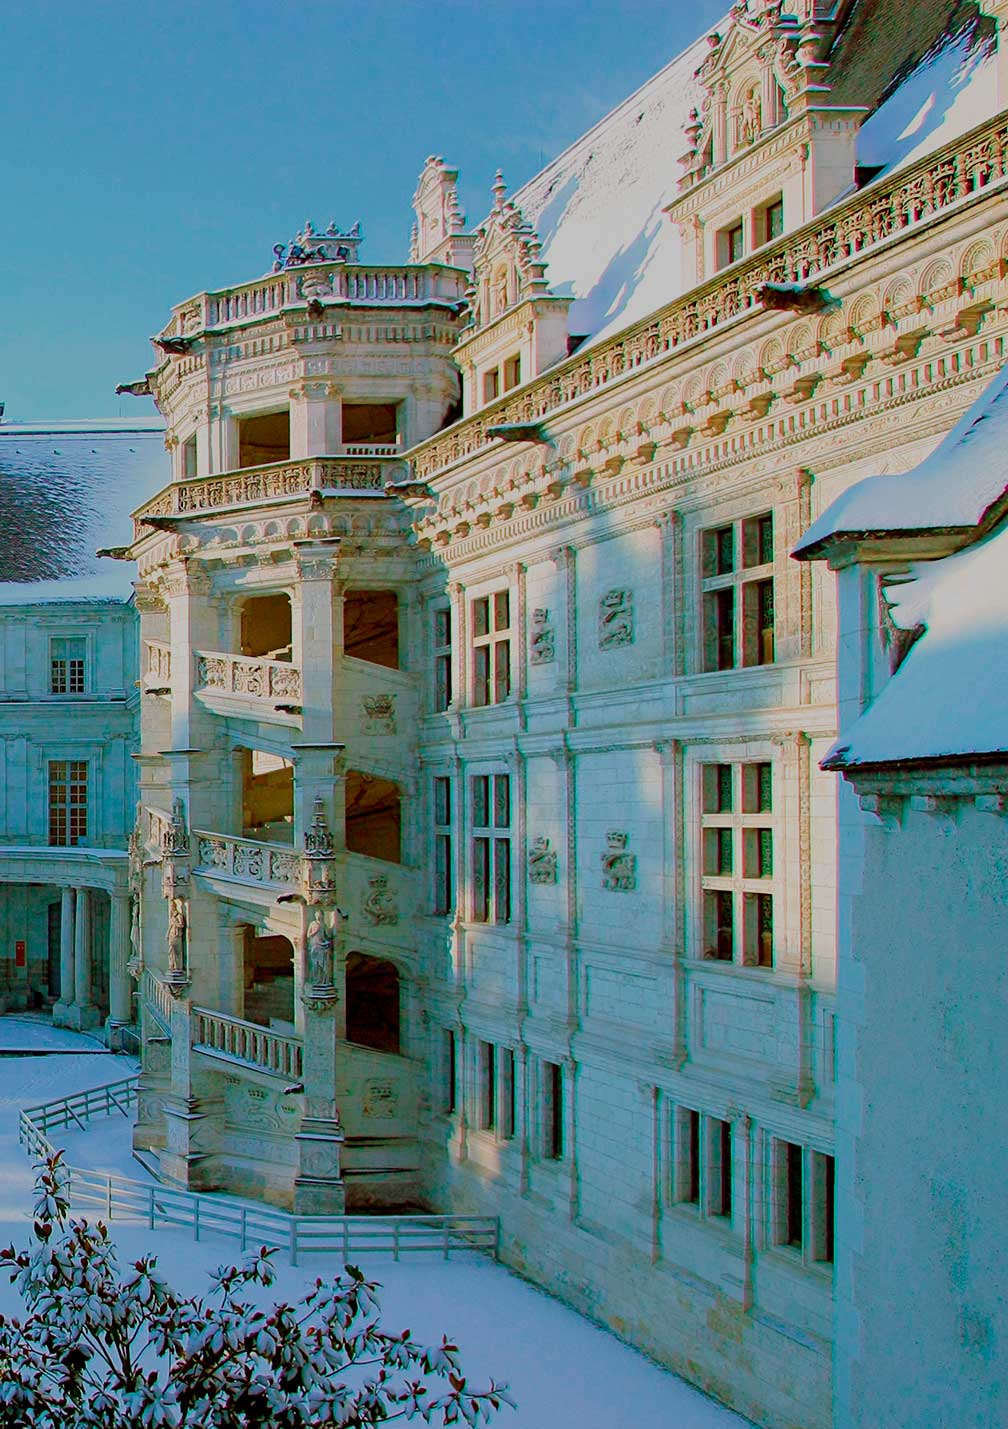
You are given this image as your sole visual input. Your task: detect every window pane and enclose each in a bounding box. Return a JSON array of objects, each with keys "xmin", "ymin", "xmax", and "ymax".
[
  {"xmin": 718, "ymin": 765, "xmax": 733, "ymax": 812},
  {"xmin": 716, "ymin": 526, "xmax": 734, "ymax": 575},
  {"xmin": 687, "ymin": 1109, "xmax": 700, "ymax": 1203},
  {"xmin": 434, "ymin": 608, "xmax": 451, "ymax": 648},
  {"xmin": 472, "ymin": 837, "xmax": 490, "ymax": 922},
  {"xmin": 434, "ymin": 832, "xmax": 452, "ymax": 915},
  {"xmin": 494, "ymin": 638, "xmax": 511, "ymax": 701},
  {"xmin": 434, "ymin": 777, "xmax": 450, "ymax": 827},
  {"xmin": 473, "ymin": 646, "xmax": 490, "ymax": 706},
  {"xmin": 501, "ymin": 1049, "xmax": 516, "ymax": 1139},
  {"xmin": 493, "ymin": 774, "xmax": 510, "ymax": 828},
  {"xmin": 493, "ymin": 590, "xmax": 510, "ymax": 631},
  {"xmin": 758, "ymin": 513, "xmax": 774, "ymax": 565},
  {"xmin": 472, "ymin": 776, "xmax": 489, "ymax": 829},
  {"xmin": 716, "ymin": 588, "xmax": 735, "ymax": 669},
  {"xmin": 758, "ymin": 579, "xmax": 775, "ymax": 664},
  {"xmin": 435, "ymin": 653, "xmax": 452, "ymax": 711},
  {"xmin": 704, "ymin": 889, "xmax": 734, "ymax": 959},
  {"xmin": 494, "ymin": 837, "xmax": 511, "ymax": 923},
  {"xmin": 786, "ymin": 1142, "xmax": 803, "ymax": 1248},
  {"xmin": 473, "ymin": 597, "xmax": 490, "ymax": 639}
]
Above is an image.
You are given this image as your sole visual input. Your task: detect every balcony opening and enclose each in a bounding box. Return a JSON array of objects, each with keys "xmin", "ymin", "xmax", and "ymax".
[
  {"xmin": 240, "ymin": 593, "xmax": 292, "ymax": 661},
  {"xmin": 345, "ymin": 952, "xmax": 400, "ymax": 1054},
  {"xmin": 345, "ymin": 771, "xmax": 401, "ymax": 863},
  {"xmin": 341, "ymin": 402, "xmax": 399, "ymax": 450},
  {"xmin": 238, "ymin": 409, "xmax": 290, "ymax": 468},
  {"xmin": 243, "ymin": 931, "xmax": 295, "ymax": 1030},
  {"xmin": 241, "ymin": 748, "xmax": 294, "ymax": 844},
  {"xmin": 343, "ymin": 589, "xmax": 399, "ymax": 669}
]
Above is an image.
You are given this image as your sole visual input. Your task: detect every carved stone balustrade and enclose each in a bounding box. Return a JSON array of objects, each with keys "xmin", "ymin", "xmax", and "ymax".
[
  {"xmin": 182, "ymin": 262, "xmax": 468, "ymax": 331},
  {"xmin": 194, "ymin": 649, "xmax": 302, "ymax": 708},
  {"xmin": 133, "ymin": 456, "xmax": 405, "ymax": 534},
  {"xmin": 140, "ymin": 968, "xmax": 173, "ymax": 1033},
  {"xmin": 142, "ymin": 640, "xmax": 172, "ymax": 690},
  {"xmin": 407, "ymin": 111, "xmax": 1008, "ymax": 482},
  {"xmin": 192, "ymin": 1006, "xmax": 303, "ymax": 1080},
  {"xmin": 193, "ymin": 830, "xmax": 304, "ymax": 893}
]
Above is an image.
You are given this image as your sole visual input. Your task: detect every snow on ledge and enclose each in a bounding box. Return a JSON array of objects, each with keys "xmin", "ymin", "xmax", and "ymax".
[
  {"xmin": 825, "ymin": 519, "xmax": 1008, "ymax": 769},
  {"xmin": 795, "ymin": 365, "xmax": 1008, "ymax": 556}
]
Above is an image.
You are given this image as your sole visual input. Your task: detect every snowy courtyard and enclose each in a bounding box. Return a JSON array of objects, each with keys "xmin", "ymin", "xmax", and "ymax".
[{"xmin": 0, "ymin": 1016, "xmax": 746, "ymax": 1429}]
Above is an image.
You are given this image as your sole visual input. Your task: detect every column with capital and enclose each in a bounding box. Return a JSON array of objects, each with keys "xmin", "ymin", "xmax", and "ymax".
[
  {"xmin": 106, "ymin": 891, "xmax": 133, "ymax": 1039},
  {"xmin": 68, "ymin": 887, "xmax": 100, "ymax": 1031},
  {"xmin": 294, "ymin": 899, "xmax": 347, "ymax": 1215},
  {"xmin": 52, "ymin": 886, "xmax": 76, "ymax": 1027}
]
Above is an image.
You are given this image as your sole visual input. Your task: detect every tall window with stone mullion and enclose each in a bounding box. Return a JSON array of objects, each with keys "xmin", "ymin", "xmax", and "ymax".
[
  {"xmin": 50, "ymin": 637, "xmax": 86, "ymax": 695},
  {"xmin": 470, "ymin": 773, "xmax": 511, "ymax": 923},
  {"xmin": 701, "ymin": 512, "xmax": 775, "ymax": 670},
  {"xmin": 471, "ymin": 591, "xmax": 511, "ymax": 705},
  {"xmin": 48, "ymin": 760, "xmax": 88, "ymax": 847},
  {"xmin": 432, "ymin": 776, "xmax": 453, "ymax": 915},
  {"xmin": 700, "ymin": 760, "xmax": 774, "ymax": 966}
]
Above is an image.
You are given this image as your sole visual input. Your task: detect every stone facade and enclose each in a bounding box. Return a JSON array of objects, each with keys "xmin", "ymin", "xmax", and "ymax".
[
  {"xmin": 0, "ymin": 594, "xmax": 137, "ymax": 1038},
  {"xmin": 86, "ymin": 6, "xmax": 1008, "ymax": 1426}
]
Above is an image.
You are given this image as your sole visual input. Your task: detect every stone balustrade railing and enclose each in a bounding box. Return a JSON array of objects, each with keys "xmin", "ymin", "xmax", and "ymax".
[
  {"xmin": 192, "ymin": 1006, "xmax": 304, "ymax": 1080},
  {"xmin": 408, "ymin": 112, "xmax": 1008, "ymax": 481},
  {"xmin": 193, "ymin": 829, "xmax": 303, "ymax": 890},
  {"xmin": 133, "ymin": 455, "xmax": 404, "ymax": 531},
  {"xmin": 143, "ymin": 640, "xmax": 172, "ymax": 686},
  {"xmin": 195, "ymin": 649, "xmax": 302, "ymax": 705},
  {"xmin": 141, "ymin": 968, "xmax": 173, "ymax": 1033},
  {"xmin": 166, "ymin": 263, "xmax": 468, "ymax": 335}
]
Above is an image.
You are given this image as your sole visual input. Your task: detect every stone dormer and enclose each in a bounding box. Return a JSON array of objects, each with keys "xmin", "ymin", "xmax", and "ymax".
[
  {"xmin": 666, "ymin": 0, "xmax": 867, "ymax": 287},
  {"xmin": 454, "ymin": 172, "xmax": 573, "ymax": 413},
  {"xmin": 410, "ymin": 156, "xmax": 475, "ymax": 270}
]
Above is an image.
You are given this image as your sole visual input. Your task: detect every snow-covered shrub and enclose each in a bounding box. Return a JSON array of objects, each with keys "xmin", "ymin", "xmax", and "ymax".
[{"xmin": 0, "ymin": 1154, "xmax": 514, "ymax": 1428}]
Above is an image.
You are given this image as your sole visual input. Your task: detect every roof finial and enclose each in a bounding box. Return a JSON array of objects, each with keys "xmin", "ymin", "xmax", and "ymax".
[{"xmin": 492, "ymin": 169, "xmax": 507, "ymax": 209}]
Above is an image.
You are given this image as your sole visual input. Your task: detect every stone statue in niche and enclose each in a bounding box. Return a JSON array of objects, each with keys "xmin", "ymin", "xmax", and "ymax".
[
  {"xmin": 601, "ymin": 831, "xmax": 637, "ymax": 892},
  {"xmin": 306, "ymin": 906, "xmax": 334, "ymax": 988},
  {"xmin": 528, "ymin": 836, "xmax": 558, "ymax": 885},
  {"xmin": 598, "ymin": 588, "xmax": 634, "ymax": 649},
  {"xmin": 166, "ymin": 897, "xmax": 188, "ymax": 980},
  {"xmin": 529, "ymin": 608, "xmax": 555, "ymax": 665},
  {"xmin": 363, "ymin": 874, "xmax": 399, "ymax": 926},
  {"xmin": 739, "ymin": 85, "xmax": 762, "ymax": 146}
]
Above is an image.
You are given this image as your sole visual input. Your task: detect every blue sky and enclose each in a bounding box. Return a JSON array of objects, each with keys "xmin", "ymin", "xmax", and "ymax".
[{"xmin": 0, "ymin": 1, "xmax": 724, "ymax": 421}]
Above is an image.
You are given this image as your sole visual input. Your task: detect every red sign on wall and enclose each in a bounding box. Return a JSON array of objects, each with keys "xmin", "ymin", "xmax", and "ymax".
[{"xmin": 14, "ymin": 941, "xmax": 25, "ymax": 968}]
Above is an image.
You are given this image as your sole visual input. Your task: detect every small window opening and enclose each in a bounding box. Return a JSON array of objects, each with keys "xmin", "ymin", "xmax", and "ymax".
[
  {"xmin": 343, "ymin": 589, "xmax": 400, "ymax": 669},
  {"xmin": 238, "ymin": 410, "xmax": 290, "ymax": 468}
]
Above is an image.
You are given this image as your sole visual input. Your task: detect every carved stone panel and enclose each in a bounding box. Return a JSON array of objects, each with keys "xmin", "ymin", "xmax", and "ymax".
[
  {"xmin": 362, "ymin": 874, "xmax": 399, "ymax": 926},
  {"xmin": 362, "ymin": 693, "xmax": 397, "ymax": 734},
  {"xmin": 530, "ymin": 607, "xmax": 555, "ymax": 665},
  {"xmin": 528, "ymin": 836, "xmax": 558, "ymax": 885},
  {"xmin": 601, "ymin": 830, "xmax": 637, "ymax": 891},
  {"xmin": 598, "ymin": 588, "xmax": 634, "ymax": 649}
]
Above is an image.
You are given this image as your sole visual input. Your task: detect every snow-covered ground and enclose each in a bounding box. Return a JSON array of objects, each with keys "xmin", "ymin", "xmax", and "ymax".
[{"xmin": 0, "ymin": 1016, "xmax": 747, "ymax": 1428}]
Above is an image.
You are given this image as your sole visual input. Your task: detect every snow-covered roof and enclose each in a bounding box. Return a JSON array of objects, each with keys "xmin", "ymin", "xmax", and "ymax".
[
  {"xmin": 855, "ymin": 28, "xmax": 996, "ymax": 178},
  {"xmin": 0, "ymin": 430, "xmax": 169, "ymax": 604},
  {"xmin": 511, "ymin": 34, "xmax": 712, "ymax": 348},
  {"xmin": 824, "ymin": 518, "xmax": 1008, "ymax": 769},
  {"xmin": 795, "ymin": 365, "xmax": 1008, "ymax": 557},
  {"xmin": 505, "ymin": 1, "xmax": 994, "ymax": 352}
]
